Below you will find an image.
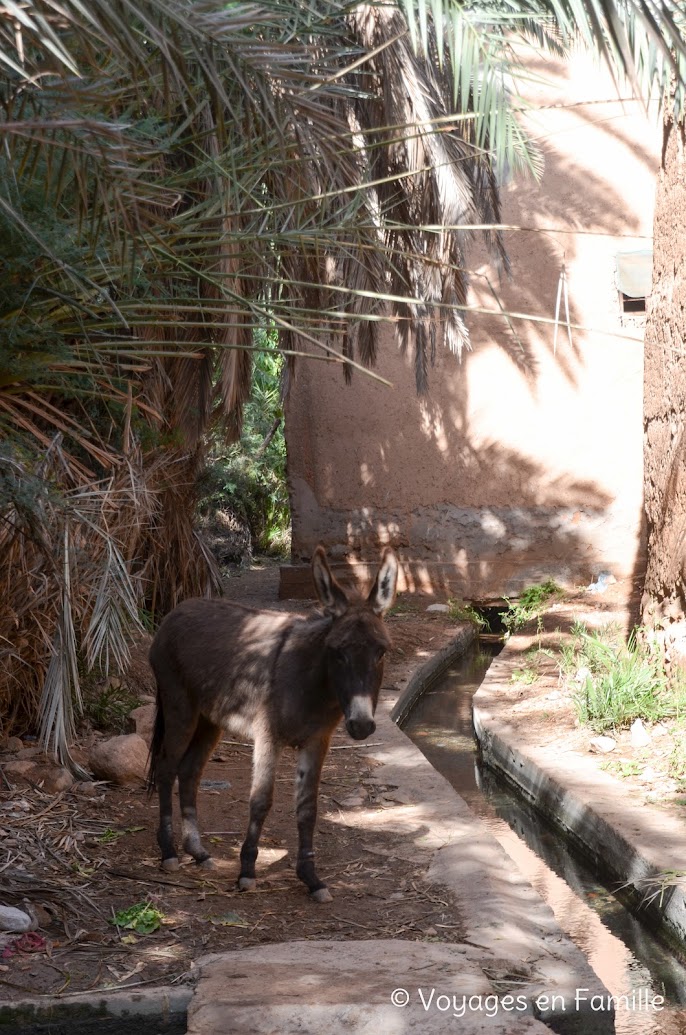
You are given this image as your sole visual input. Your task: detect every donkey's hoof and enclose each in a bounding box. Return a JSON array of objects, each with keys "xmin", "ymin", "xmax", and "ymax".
[
  {"xmin": 197, "ymin": 857, "xmax": 218, "ymax": 871},
  {"xmin": 238, "ymin": 876, "xmax": 256, "ymax": 892},
  {"xmin": 161, "ymin": 857, "xmax": 180, "ymax": 873},
  {"xmin": 310, "ymin": 886, "xmax": 333, "ymax": 904}
]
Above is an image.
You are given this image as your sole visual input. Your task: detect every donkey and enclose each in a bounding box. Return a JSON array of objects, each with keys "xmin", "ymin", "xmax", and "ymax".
[{"xmin": 147, "ymin": 546, "xmax": 398, "ymax": 902}]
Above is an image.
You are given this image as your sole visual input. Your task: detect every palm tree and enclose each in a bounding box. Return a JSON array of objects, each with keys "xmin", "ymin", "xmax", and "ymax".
[
  {"xmin": 0, "ymin": 0, "xmax": 683, "ymax": 760},
  {"xmin": 637, "ymin": 40, "xmax": 686, "ymax": 638}
]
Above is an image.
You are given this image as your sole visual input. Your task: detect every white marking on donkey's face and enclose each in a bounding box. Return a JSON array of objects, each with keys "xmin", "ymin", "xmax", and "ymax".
[{"xmin": 345, "ymin": 695, "xmax": 376, "ymax": 741}]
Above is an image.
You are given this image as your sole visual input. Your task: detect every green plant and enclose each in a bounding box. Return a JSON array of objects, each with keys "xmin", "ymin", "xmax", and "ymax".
[
  {"xmin": 511, "ymin": 667, "xmax": 538, "ymax": 685},
  {"xmin": 99, "ymin": 826, "xmax": 145, "ymax": 845},
  {"xmin": 110, "ymin": 901, "xmax": 165, "ymax": 934},
  {"xmin": 198, "ymin": 333, "xmax": 290, "ymax": 557},
  {"xmin": 510, "ymin": 647, "xmax": 551, "ymax": 684},
  {"xmin": 599, "ymin": 759, "xmax": 644, "ymax": 778},
  {"xmin": 82, "ymin": 682, "xmax": 140, "ymax": 735},
  {"xmin": 500, "ymin": 579, "xmax": 563, "ymax": 633},
  {"xmin": 667, "ymin": 729, "xmax": 686, "ymax": 786},
  {"xmin": 472, "ymin": 647, "xmax": 494, "ymax": 667},
  {"xmin": 617, "ymin": 870, "xmax": 686, "ymax": 909},
  {"xmin": 564, "ymin": 624, "xmax": 686, "ymax": 733},
  {"xmin": 447, "ymin": 600, "xmax": 489, "ymax": 630}
]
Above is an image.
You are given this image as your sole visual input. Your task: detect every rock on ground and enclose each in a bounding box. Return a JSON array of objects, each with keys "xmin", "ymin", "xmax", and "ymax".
[
  {"xmin": 88, "ymin": 733, "xmax": 149, "ymax": 786},
  {"xmin": 0, "ymin": 906, "xmax": 34, "ymax": 933},
  {"xmin": 128, "ymin": 703, "xmax": 156, "ymax": 745},
  {"xmin": 32, "ymin": 766, "xmax": 74, "ymax": 793}
]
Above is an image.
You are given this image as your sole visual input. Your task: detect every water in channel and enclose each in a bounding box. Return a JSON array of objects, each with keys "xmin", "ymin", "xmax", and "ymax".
[{"xmin": 401, "ymin": 636, "xmax": 686, "ymax": 1035}]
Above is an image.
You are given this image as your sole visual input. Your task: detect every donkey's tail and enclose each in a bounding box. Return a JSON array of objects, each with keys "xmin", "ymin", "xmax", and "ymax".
[{"xmin": 146, "ymin": 690, "xmax": 165, "ymax": 797}]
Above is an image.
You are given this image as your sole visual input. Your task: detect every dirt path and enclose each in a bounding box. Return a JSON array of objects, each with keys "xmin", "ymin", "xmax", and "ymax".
[{"xmin": 0, "ymin": 566, "xmax": 467, "ymax": 1000}]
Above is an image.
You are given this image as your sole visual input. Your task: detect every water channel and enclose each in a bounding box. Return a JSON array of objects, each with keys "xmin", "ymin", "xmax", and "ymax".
[{"xmin": 401, "ymin": 635, "xmax": 686, "ymax": 1035}]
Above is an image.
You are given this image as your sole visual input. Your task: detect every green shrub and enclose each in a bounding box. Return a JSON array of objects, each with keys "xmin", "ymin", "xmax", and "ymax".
[
  {"xmin": 82, "ymin": 680, "xmax": 140, "ymax": 735},
  {"xmin": 198, "ymin": 330, "xmax": 290, "ymax": 556},
  {"xmin": 563, "ymin": 624, "xmax": 686, "ymax": 733},
  {"xmin": 447, "ymin": 599, "xmax": 489, "ymax": 630},
  {"xmin": 500, "ymin": 579, "xmax": 563, "ymax": 633}
]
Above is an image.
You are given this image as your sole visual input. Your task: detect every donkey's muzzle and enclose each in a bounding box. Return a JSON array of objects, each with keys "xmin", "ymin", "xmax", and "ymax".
[{"xmin": 346, "ymin": 717, "xmax": 376, "ymax": 740}]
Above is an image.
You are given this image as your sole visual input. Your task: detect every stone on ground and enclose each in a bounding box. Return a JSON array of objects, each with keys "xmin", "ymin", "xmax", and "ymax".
[{"xmin": 88, "ymin": 733, "xmax": 148, "ymax": 785}]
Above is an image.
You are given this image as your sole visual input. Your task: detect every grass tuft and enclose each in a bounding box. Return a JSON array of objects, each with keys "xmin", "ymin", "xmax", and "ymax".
[{"xmin": 561, "ymin": 624, "xmax": 686, "ymax": 733}]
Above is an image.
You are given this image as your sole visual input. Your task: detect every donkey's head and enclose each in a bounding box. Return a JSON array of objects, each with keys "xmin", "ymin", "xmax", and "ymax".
[{"xmin": 312, "ymin": 547, "xmax": 398, "ymax": 740}]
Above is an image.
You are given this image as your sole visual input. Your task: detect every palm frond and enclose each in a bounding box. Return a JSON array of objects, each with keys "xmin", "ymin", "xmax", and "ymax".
[
  {"xmin": 82, "ymin": 538, "xmax": 143, "ymax": 677},
  {"xmin": 37, "ymin": 521, "xmax": 87, "ymax": 775},
  {"xmin": 399, "ymin": 0, "xmax": 686, "ymax": 169}
]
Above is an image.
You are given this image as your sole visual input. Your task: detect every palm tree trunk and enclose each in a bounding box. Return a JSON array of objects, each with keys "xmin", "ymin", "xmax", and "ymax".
[{"xmin": 642, "ymin": 115, "xmax": 686, "ymax": 640}]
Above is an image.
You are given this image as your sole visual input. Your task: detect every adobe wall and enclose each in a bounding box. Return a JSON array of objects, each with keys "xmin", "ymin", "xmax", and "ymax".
[{"xmin": 284, "ymin": 54, "xmax": 660, "ymax": 600}]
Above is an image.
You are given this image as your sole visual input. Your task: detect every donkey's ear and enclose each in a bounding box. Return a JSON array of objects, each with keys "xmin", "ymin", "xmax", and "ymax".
[
  {"xmin": 312, "ymin": 547, "xmax": 349, "ymax": 616},
  {"xmin": 367, "ymin": 548, "xmax": 398, "ymax": 615}
]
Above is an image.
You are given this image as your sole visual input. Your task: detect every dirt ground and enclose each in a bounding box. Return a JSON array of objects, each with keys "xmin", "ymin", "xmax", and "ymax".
[{"xmin": 0, "ymin": 564, "xmax": 465, "ymax": 1001}]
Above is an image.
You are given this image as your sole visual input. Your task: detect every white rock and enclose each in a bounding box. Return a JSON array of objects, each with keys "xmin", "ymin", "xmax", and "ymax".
[
  {"xmin": 574, "ymin": 667, "xmax": 592, "ymax": 683},
  {"xmin": 0, "ymin": 905, "xmax": 33, "ymax": 933},
  {"xmin": 630, "ymin": 718, "xmax": 651, "ymax": 748},
  {"xmin": 590, "ymin": 736, "xmax": 617, "ymax": 754},
  {"xmin": 426, "ymin": 603, "xmax": 449, "ymax": 612}
]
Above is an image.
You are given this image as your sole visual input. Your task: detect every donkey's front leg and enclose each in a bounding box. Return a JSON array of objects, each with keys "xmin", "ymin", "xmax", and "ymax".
[
  {"xmin": 295, "ymin": 732, "xmax": 333, "ymax": 903},
  {"xmin": 238, "ymin": 733, "xmax": 281, "ymax": 891}
]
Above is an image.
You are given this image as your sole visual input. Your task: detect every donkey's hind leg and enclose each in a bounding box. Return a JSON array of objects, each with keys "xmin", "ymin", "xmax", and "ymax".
[
  {"xmin": 238, "ymin": 732, "xmax": 281, "ymax": 891},
  {"xmin": 178, "ymin": 715, "xmax": 222, "ymax": 868},
  {"xmin": 154, "ymin": 693, "xmax": 198, "ymax": 873}
]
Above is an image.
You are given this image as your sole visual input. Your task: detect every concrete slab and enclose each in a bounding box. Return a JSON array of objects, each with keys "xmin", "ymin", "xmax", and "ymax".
[{"xmin": 187, "ymin": 941, "xmax": 556, "ymax": 1034}]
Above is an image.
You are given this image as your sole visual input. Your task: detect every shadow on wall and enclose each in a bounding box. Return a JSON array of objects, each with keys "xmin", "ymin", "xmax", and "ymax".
[
  {"xmin": 291, "ymin": 460, "xmax": 612, "ymax": 600},
  {"xmin": 284, "ymin": 63, "xmax": 653, "ymax": 600},
  {"xmin": 287, "ymin": 341, "xmax": 617, "ymax": 596},
  {"xmin": 470, "ymin": 97, "xmax": 652, "ymax": 389}
]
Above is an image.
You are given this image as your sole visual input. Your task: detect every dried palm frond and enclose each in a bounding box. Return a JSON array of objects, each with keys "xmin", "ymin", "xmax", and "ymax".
[
  {"xmin": 0, "ymin": 438, "xmax": 218, "ymax": 761},
  {"xmin": 38, "ymin": 522, "xmax": 87, "ymax": 775}
]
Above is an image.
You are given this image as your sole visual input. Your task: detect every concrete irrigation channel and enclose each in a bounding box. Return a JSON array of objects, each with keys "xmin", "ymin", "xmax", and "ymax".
[{"xmin": 401, "ymin": 633, "xmax": 686, "ymax": 1035}]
